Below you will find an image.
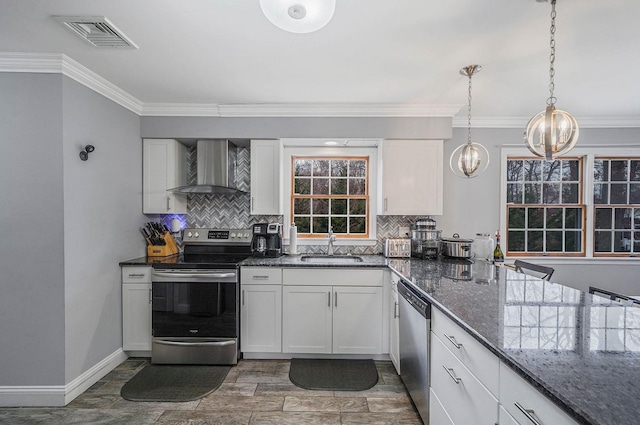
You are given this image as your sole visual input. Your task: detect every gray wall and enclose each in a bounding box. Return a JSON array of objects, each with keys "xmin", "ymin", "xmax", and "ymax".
[
  {"xmin": 0, "ymin": 73, "xmax": 66, "ymax": 386},
  {"xmin": 0, "ymin": 72, "xmax": 145, "ymax": 390},
  {"xmin": 141, "ymin": 116, "xmax": 453, "ymax": 140},
  {"xmin": 62, "ymin": 77, "xmax": 144, "ymax": 383}
]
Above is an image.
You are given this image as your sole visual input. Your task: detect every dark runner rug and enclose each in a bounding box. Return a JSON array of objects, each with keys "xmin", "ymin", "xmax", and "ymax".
[
  {"xmin": 120, "ymin": 364, "xmax": 230, "ymax": 402},
  {"xmin": 289, "ymin": 358, "xmax": 378, "ymax": 391}
]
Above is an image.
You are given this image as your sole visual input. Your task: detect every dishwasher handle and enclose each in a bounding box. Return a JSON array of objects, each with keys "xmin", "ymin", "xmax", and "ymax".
[{"xmin": 398, "ymin": 279, "xmax": 430, "ymax": 319}]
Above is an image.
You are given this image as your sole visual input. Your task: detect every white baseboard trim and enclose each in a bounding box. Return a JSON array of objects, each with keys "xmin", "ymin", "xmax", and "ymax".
[
  {"xmin": 64, "ymin": 348, "xmax": 128, "ymax": 405},
  {"xmin": 0, "ymin": 348, "xmax": 128, "ymax": 407}
]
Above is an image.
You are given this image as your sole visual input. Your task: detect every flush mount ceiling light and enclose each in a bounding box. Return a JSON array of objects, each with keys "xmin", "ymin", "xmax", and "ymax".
[
  {"xmin": 259, "ymin": 0, "xmax": 336, "ymax": 33},
  {"xmin": 524, "ymin": 0, "xmax": 579, "ymax": 160},
  {"xmin": 450, "ymin": 65, "xmax": 490, "ymax": 179}
]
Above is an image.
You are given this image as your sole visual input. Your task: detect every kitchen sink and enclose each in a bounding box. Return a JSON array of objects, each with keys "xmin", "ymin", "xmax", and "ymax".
[{"xmin": 300, "ymin": 255, "xmax": 364, "ymax": 264}]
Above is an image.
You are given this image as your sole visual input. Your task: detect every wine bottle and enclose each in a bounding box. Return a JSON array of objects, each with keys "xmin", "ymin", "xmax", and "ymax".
[{"xmin": 493, "ymin": 231, "xmax": 504, "ymax": 263}]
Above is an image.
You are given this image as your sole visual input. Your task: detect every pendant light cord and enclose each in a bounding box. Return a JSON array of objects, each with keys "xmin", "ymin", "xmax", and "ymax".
[
  {"xmin": 467, "ymin": 69, "xmax": 473, "ymax": 144},
  {"xmin": 547, "ymin": 0, "xmax": 557, "ymax": 107}
]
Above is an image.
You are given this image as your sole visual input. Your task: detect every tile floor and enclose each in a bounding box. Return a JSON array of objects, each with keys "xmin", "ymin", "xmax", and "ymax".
[{"xmin": 0, "ymin": 358, "xmax": 423, "ymax": 425}]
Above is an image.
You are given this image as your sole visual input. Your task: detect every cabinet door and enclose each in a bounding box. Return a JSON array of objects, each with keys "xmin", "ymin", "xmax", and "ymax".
[
  {"xmin": 122, "ymin": 283, "xmax": 152, "ymax": 351},
  {"xmin": 381, "ymin": 139, "xmax": 443, "ymax": 215},
  {"xmin": 241, "ymin": 284, "xmax": 282, "ymax": 353},
  {"xmin": 143, "ymin": 139, "xmax": 187, "ymax": 214},
  {"xmin": 500, "ymin": 362, "xmax": 578, "ymax": 425},
  {"xmin": 282, "ymin": 286, "xmax": 332, "ymax": 353},
  {"xmin": 333, "ymin": 286, "xmax": 383, "ymax": 354},
  {"xmin": 499, "ymin": 405, "xmax": 521, "ymax": 425},
  {"xmin": 431, "ymin": 333, "xmax": 499, "ymax": 425},
  {"xmin": 250, "ymin": 139, "xmax": 282, "ymax": 215},
  {"xmin": 430, "ymin": 388, "xmax": 455, "ymax": 425}
]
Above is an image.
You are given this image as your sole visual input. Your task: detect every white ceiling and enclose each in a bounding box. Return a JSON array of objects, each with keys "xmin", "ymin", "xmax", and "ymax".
[{"xmin": 1, "ymin": 0, "xmax": 639, "ymax": 126}]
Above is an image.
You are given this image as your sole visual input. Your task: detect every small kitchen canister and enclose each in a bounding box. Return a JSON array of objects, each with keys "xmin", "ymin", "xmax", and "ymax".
[{"xmin": 474, "ymin": 233, "xmax": 494, "ymax": 262}]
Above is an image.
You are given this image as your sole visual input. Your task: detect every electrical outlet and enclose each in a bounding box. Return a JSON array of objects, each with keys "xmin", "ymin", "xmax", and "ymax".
[{"xmin": 399, "ymin": 226, "xmax": 410, "ymax": 237}]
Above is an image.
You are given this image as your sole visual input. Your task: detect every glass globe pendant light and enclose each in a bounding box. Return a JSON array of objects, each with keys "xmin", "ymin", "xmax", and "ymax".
[
  {"xmin": 450, "ymin": 64, "xmax": 490, "ymax": 178},
  {"xmin": 525, "ymin": 0, "xmax": 579, "ymax": 160}
]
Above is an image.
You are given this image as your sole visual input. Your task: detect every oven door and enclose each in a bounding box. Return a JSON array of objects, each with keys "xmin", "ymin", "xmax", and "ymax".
[{"xmin": 151, "ymin": 269, "xmax": 239, "ymax": 364}]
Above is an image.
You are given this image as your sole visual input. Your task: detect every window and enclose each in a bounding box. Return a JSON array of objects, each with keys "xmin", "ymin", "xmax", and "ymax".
[
  {"xmin": 503, "ymin": 148, "xmax": 640, "ymax": 258},
  {"xmin": 593, "ymin": 158, "xmax": 640, "ymax": 255},
  {"xmin": 291, "ymin": 156, "xmax": 370, "ymax": 238},
  {"xmin": 505, "ymin": 158, "xmax": 585, "ymax": 255}
]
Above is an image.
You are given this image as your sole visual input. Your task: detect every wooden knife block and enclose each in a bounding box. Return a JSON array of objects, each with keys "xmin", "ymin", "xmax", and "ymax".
[{"xmin": 147, "ymin": 232, "xmax": 179, "ymax": 257}]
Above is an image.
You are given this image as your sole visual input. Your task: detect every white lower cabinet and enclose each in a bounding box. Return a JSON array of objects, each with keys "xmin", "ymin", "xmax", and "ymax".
[
  {"xmin": 282, "ymin": 285, "xmax": 383, "ymax": 354},
  {"xmin": 240, "ymin": 267, "xmax": 283, "ymax": 353},
  {"xmin": 430, "ymin": 332, "xmax": 499, "ymax": 425},
  {"xmin": 122, "ymin": 266, "xmax": 152, "ymax": 351},
  {"xmin": 282, "ymin": 268, "xmax": 384, "ymax": 355},
  {"xmin": 499, "ymin": 405, "xmax": 521, "ymax": 425},
  {"xmin": 429, "ymin": 388, "xmax": 455, "ymax": 425},
  {"xmin": 499, "ymin": 362, "xmax": 578, "ymax": 425},
  {"xmin": 240, "ymin": 284, "xmax": 282, "ymax": 353}
]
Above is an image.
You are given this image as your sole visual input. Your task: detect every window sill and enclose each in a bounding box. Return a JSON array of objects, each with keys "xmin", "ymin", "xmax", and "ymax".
[{"xmin": 507, "ymin": 256, "xmax": 640, "ymax": 265}]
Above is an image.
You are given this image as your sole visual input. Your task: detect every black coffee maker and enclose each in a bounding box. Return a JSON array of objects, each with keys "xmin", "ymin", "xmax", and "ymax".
[{"xmin": 251, "ymin": 223, "xmax": 283, "ymax": 257}]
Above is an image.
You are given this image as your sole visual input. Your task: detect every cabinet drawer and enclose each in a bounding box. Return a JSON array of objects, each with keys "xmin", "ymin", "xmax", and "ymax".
[
  {"xmin": 431, "ymin": 333, "xmax": 498, "ymax": 425},
  {"xmin": 429, "ymin": 388, "xmax": 455, "ymax": 425},
  {"xmin": 122, "ymin": 266, "xmax": 151, "ymax": 283},
  {"xmin": 283, "ymin": 268, "xmax": 383, "ymax": 286},
  {"xmin": 431, "ymin": 307, "xmax": 499, "ymax": 396},
  {"xmin": 241, "ymin": 267, "xmax": 282, "ymax": 285},
  {"xmin": 500, "ymin": 362, "xmax": 578, "ymax": 425}
]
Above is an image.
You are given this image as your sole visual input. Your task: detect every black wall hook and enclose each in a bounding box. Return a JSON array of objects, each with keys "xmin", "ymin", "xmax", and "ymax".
[{"xmin": 79, "ymin": 145, "xmax": 95, "ymax": 161}]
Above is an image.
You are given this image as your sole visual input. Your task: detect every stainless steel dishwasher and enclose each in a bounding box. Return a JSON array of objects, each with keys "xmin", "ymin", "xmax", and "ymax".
[{"xmin": 398, "ymin": 279, "xmax": 430, "ymax": 424}]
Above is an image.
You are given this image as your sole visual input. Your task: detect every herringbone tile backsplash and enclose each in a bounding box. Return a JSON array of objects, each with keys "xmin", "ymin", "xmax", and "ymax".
[{"xmin": 148, "ymin": 145, "xmax": 418, "ymax": 255}]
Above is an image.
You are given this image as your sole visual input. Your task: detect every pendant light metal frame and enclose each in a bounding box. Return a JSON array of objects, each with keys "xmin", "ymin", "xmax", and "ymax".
[
  {"xmin": 450, "ymin": 64, "xmax": 490, "ymax": 179},
  {"xmin": 524, "ymin": 0, "xmax": 579, "ymax": 161}
]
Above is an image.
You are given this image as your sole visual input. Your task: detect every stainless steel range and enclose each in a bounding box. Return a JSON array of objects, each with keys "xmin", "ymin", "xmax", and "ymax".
[{"xmin": 150, "ymin": 228, "xmax": 252, "ymax": 365}]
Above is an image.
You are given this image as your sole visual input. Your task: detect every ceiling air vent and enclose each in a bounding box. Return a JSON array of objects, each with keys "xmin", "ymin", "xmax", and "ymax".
[{"xmin": 54, "ymin": 16, "xmax": 138, "ymax": 49}]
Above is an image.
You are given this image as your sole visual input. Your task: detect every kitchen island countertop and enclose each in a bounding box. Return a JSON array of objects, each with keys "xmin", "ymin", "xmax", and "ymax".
[{"xmin": 241, "ymin": 255, "xmax": 640, "ymax": 425}]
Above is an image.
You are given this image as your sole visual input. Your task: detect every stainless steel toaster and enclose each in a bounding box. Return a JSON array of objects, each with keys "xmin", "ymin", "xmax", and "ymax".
[{"xmin": 384, "ymin": 238, "xmax": 412, "ymax": 258}]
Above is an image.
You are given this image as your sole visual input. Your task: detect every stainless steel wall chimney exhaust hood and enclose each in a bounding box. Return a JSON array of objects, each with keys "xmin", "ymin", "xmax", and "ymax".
[{"xmin": 170, "ymin": 140, "xmax": 245, "ymax": 194}]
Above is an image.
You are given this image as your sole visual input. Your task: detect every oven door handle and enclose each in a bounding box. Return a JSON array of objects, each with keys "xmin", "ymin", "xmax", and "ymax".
[
  {"xmin": 154, "ymin": 339, "xmax": 236, "ymax": 347},
  {"xmin": 151, "ymin": 270, "xmax": 236, "ymax": 280}
]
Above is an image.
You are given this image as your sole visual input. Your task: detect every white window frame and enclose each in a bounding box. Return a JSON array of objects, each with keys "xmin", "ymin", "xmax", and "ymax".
[
  {"xmin": 282, "ymin": 139, "xmax": 380, "ymax": 247},
  {"xmin": 500, "ymin": 145, "xmax": 640, "ymax": 264}
]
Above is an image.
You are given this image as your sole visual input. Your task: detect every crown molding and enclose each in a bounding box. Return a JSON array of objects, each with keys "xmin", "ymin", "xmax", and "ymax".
[
  {"xmin": 0, "ymin": 52, "xmax": 143, "ymax": 115},
  {"xmin": 142, "ymin": 103, "xmax": 221, "ymax": 117}
]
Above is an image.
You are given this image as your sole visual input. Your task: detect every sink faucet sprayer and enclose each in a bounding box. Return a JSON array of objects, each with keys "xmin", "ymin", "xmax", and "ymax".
[{"xmin": 327, "ymin": 226, "xmax": 336, "ymax": 256}]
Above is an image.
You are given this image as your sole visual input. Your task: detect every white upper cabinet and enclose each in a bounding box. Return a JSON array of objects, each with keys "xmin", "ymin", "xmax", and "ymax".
[
  {"xmin": 379, "ymin": 139, "xmax": 443, "ymax": 215},
  {"xmin": 143, "ymin": 139, "xmax": 187, "ymax": 214},
  {"xmin": 250, "ymin": 139, "xmax": 283, "ymax": 215}
]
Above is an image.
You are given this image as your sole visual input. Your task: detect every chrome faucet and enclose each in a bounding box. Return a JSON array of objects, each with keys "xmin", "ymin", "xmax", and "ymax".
[{"xmin": 327, "ymin": 226, "xmax": 336, "ymax": 256}]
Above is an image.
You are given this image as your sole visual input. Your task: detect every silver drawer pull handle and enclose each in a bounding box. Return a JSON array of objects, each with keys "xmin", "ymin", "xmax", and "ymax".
[
  {"xmin": 442, "ymin": 365, "xmax": 461, "ymax": 384},
  {"xmin": 444, "ymin": 333, "xmax": 463, "ymax": 349},
  {"xmin": 127, "ymin": 273, "xmax": 146, "ymax": 278},
  {"xmin": 252, "ymin": 275, "xmax": 269, "ymax": 279},
  {"xmin": 515, "ymin": 402, "xmax": 542, "ymax": 425}
]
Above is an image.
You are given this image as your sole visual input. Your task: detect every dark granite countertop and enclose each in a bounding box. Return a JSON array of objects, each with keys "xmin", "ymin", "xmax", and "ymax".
[
  {"xmin": 122, "ymin": 253, "xmax": 638, "ymax": 424},
  {"xmin": 385, "ymin": 257, "xmax": 640, "ymax": 425}
]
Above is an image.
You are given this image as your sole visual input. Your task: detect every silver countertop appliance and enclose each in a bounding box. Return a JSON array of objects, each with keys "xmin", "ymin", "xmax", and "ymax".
[
  {"xmin": 410, "ymin": 216, "xmax": 441, "ymax": 259},
  {"xmin": 384, "ymin": 238, "xmax": 411, "ymax": 258}
]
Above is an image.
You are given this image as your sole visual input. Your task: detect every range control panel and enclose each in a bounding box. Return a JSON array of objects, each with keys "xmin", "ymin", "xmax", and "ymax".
[{"xmin": 182, "ymin": 228, "xmax": 252, "ymax": 244}]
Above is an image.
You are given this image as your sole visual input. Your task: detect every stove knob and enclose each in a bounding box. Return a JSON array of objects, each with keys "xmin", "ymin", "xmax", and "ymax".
[
  {"xmin": 187, "ymin": 232, "xmax": 193, "ymax": 238},
  {"xmin": 231, "ymin": 233, "xmax": 237, "ymax": 238},
  {"xmin": 194, "ymin": 232, "xmax": 199, "ymax": 238}
]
